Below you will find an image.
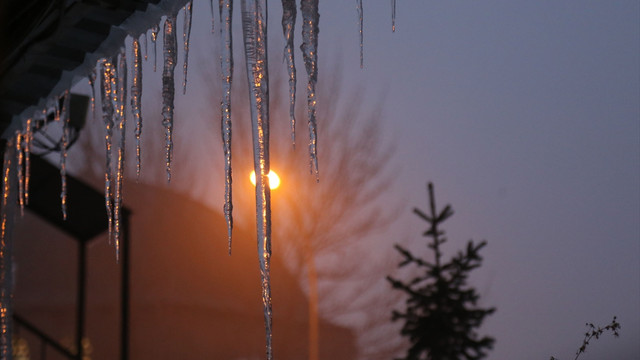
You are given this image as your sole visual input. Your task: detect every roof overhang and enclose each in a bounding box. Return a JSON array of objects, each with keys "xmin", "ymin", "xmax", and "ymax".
[{"xmin": 0, "ymin": 0, "xmax": 190, "ymax": 139}]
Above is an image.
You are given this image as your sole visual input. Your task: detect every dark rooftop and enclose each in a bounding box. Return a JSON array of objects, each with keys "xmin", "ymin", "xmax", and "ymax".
[{"xmin": 0, "ymin": 0, "xmax": 187, "ymax": 138}]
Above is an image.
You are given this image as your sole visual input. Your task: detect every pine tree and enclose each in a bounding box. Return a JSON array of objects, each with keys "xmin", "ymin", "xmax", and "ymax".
[{"xmin": 387, "ymin": 182, "xmax": 495, "ymax": 360}]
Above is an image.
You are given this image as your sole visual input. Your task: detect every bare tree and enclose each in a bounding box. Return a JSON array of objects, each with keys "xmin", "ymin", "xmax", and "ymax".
[
  {"xmin": 68, "ymin": 43, "xmax": 403, "ymax": 359},
  {"xmin": 237, "ymin": 67, "xmax": 402, "ymax": 360}
]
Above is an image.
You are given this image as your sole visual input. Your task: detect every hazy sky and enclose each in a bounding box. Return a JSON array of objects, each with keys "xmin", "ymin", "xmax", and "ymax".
[
  {"xmin": 344, "ymin": 2, "xmax": 639, "ymax": 359},
  {"xmin": 342, "ymin": 2, "xmax": 640, "ymax": 359},
  {"xmin": 69, "ymin": 1, "xmax": 639, "ymax": 359}
]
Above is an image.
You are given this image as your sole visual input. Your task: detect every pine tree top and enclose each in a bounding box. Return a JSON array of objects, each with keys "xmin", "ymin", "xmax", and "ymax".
[{"xmin": 387, "ymin": 182, "xmax": 495, "ymax": 360}]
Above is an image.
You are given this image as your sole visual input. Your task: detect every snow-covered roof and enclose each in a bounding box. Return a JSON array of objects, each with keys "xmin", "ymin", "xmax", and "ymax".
[{"xmin": 0, "ymin": 0, "xmax": 188, "ymax": 138}]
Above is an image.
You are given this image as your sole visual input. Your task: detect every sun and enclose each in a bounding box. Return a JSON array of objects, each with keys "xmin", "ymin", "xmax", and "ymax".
[{"xmin": 250, "ymin": 170, "xmax": 280, "ymax": 190}]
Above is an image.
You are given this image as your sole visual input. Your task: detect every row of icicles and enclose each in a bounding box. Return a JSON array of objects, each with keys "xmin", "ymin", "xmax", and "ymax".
[{"xmin": 1, "ymin": 0, "xmax": 398, "ymax": 358}]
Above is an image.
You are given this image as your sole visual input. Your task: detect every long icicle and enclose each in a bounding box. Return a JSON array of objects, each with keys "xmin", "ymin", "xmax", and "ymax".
[
  {"xmin": 109, "ymin": 53, "xmax": 121, "ymax": 250},
  {"xmin": 281, "ymin": 0, "xmax": 297, "ymax": 146},
  {"xmin": 1, "ymin": 140, "xmax": 16, "ymax": 359},
  {"xmin": 356, "ymin": 0, "xmax": 363, "ymax": 68},
  {"xmin": 24, "ymin": 117, "xmax": 32, "ymax": 205},
  {"xmin": 113, "ymin": 47, "xmax": 127, "ymax": 260},
  {"xmin": 60, "ymin": 90, "xmax": 71, "ymax": 221},
  {"xmin": 151, "ymin": 25, "xmax": 159, "ymax": 72},
  {"xmin": 100, "ymin": 58, "xmax": 116, "ymax": 243},
  {"xmin": 183, "ymin": 0, "xmax": 193, "ymax": 95},
  {"xmin": 220, "ymin": 0, "xmax": 234, "ymax": 253},
  {"xmin": 240, "ymin": 1, "xmax": 272, "ymax": 358},
  {"xmin": 143, "ymin": 31, "xmax": 149, "ymax": 61},
  {"xmin": 89, "ymin": 68, "xmax": 97, "ymax": 121},
  {"xmin": 391, "ymin": 0, "xmax": 396, "ymax": 32},
  {"xmin": 40, "ymin": 108, "xmax": 47, "ymax": 132},
  {"xmin": 15, "ymin": 132, "xmax": 24, "ymax": 217},
  {"xmin": 300, "ymin": 0, "xmax": 320, "ymax": 179},
  {"xmin": 54, "ymin": 98, "xmax": 60, "ymax": 123},
  {"xmin": 162, "ymin": 14, "xmax": 178, "ymax": 183},
  {"xmin": 210, "ymin": 0, "xmax": 215, "ymax": 33},
  {"xmin": 132, "ymin": 37, "xmax": 144, "ymax": 181}
]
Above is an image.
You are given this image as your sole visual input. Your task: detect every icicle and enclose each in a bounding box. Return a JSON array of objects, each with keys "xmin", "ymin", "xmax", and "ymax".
[
  {"xmin": 110, "ymin": 55, "xmax": 121, "ymax": 125},
  {"xmin": 132, "ymin": 37, "xmax": 143, "ymax": 181},
  {"xmin": 182, "ymin": 1, "xmax": 193, "ymax": 95},
  {"xmin": 117, "ymin": 47, "xmax": 127, "ymax": 123},
  {"xmin": 113, "ymin": 47, "xmax": 127, "ymax": 260},
  {"xmin": 214, "ymin": 0, "xmax": 222, "ymax": 34},
  {"xmin": 89, "ymin": 67, "xmax": 97, "ymax": 121},
  {"xmin": 143, "ymin": 31, "xmax": 149, "ymax": 61},
  {"xmin": 54, "ymin": 98, "xmax": 60, "ymax": 123},
  {"xmin": 162, "ymin": 15, "xmax": 177, "ymax": 183},
  {"xmin": 24, "ymin": 117, "xmax": 32, "ymax": 205},
  {"xmin": 1, "ymin": 140, "xmax": 15, "ymax": 359},
  {"xmin": 281, "ymin": 0, "xmax": 297, "ymax": 146},
  {"xmin": 41, "ymin": 108, "xmax": 48, "ymax": 132},
  {"xmin": 356, "ymin": 0, "xmax": 363, "ymax": 68},
  {"xmin": 99, "ymin": 58, "xmax": 116, "ymax": 243},
  {"xmin": 15, "ymin": 132, "xmax": 24, "ymax": 216},
  {"xmin": 0, "ymin": 144, "xmax": 10, "ymax": 242},
  {"xmin": 60, "ymin": 90, "xmax": 71, "ymax": 221},
  {"xmin": 300, "ymin": 0, "xmax": 320, "ymax": 179},
  {"xmin": 151, "ymin": 24, "xmax": 159, "ymax": 72},
  {"xmin": 391, "ymin": 0, "xmax": 396, "ymax": 32},
  {"xmin": 220, "ymin": 0, "xmax": 234, "ymax": 253},
  {"xmin": 240, "ymin": 1, "xmax": 272, "ymax": 358}
]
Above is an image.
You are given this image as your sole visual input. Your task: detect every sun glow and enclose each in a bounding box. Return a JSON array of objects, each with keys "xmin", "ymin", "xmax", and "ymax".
[{"xmin": 250, "ymin": 170, "xmax": 280, "ymax": 190}]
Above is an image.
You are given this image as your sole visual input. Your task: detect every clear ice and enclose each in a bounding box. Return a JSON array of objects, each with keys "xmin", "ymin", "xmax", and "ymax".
[
  {"xmin": 143, "ymin": 31, "xmax": 149, "ymax": 61},
  {"xmin": 162, "ymin": 15, "xmax": 178, "ymax": 183},
  {"xmin": 60, "ymin": 90, "xmax": 71, "ymax": 221},
  {"xmin": 40, "ymin": 108, "xmax": 47, "ymax": 132},
  {"xmin": 113, "ymin": 47, "xmax": 127, "ymax": 259},
  {"xmin": 391, "ymin": 0, "xmax": 396, "ymax": 32},
  {"xmin": 15, "ymin": 132, "xmax": 24, "ymax": 216},
  {"xmin": 99, "ymin": 58, "xmax": 115, "ymax": 243},
  {"xmin": 89, "ymin": 67, "xmax": 97, "ymax": 121},
  {"xmin": 0, "ymin": 144, "xmax": 9, "ymax": 253},
  {"xmin": 182, "ymin": 1, "xmax": 193, "ymax": 95},
  {"xmin": 281, "ymin": 0, "xmax": 297, "ymax": 145},
  {"xmin": 300, "ymin": 0, "xmax": 320, "ymax": 179},
  {"xmin": 209, "ymin": 0, "xmax": 215, "ymax": 33},
  {"xmin": 220, "ymin": 0, "xmax": 234, "ymax": 253},
  {"xmin": 54, "ymin": 97, "xmax": 60, "ymax": 123},
  {"xmin": 151, "ymin": 24, "xmax": 159, "ymax": 72},
  {"xmin": 132, "ymin": 37, "xmax": 143, "ymax": 181},
  {"xmin": 24, "ymin": 117, "xmax": 32, "ymax": 206},
  {"xmin": 357, "ymin": 0, "xmax": 364, "ymax": 68},
  {"xmin": 1, "ymin": 140, "xmax": 15, "ymax": 359},
  {"xmin": 240, "ymin": 0, "xmax": 272, "ymax": 358}
]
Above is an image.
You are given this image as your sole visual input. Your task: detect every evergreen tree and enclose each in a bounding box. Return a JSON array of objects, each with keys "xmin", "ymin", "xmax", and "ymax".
[{"xmin": 387, "ymin": 182, "xmax": 495, "ymax": 360}]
